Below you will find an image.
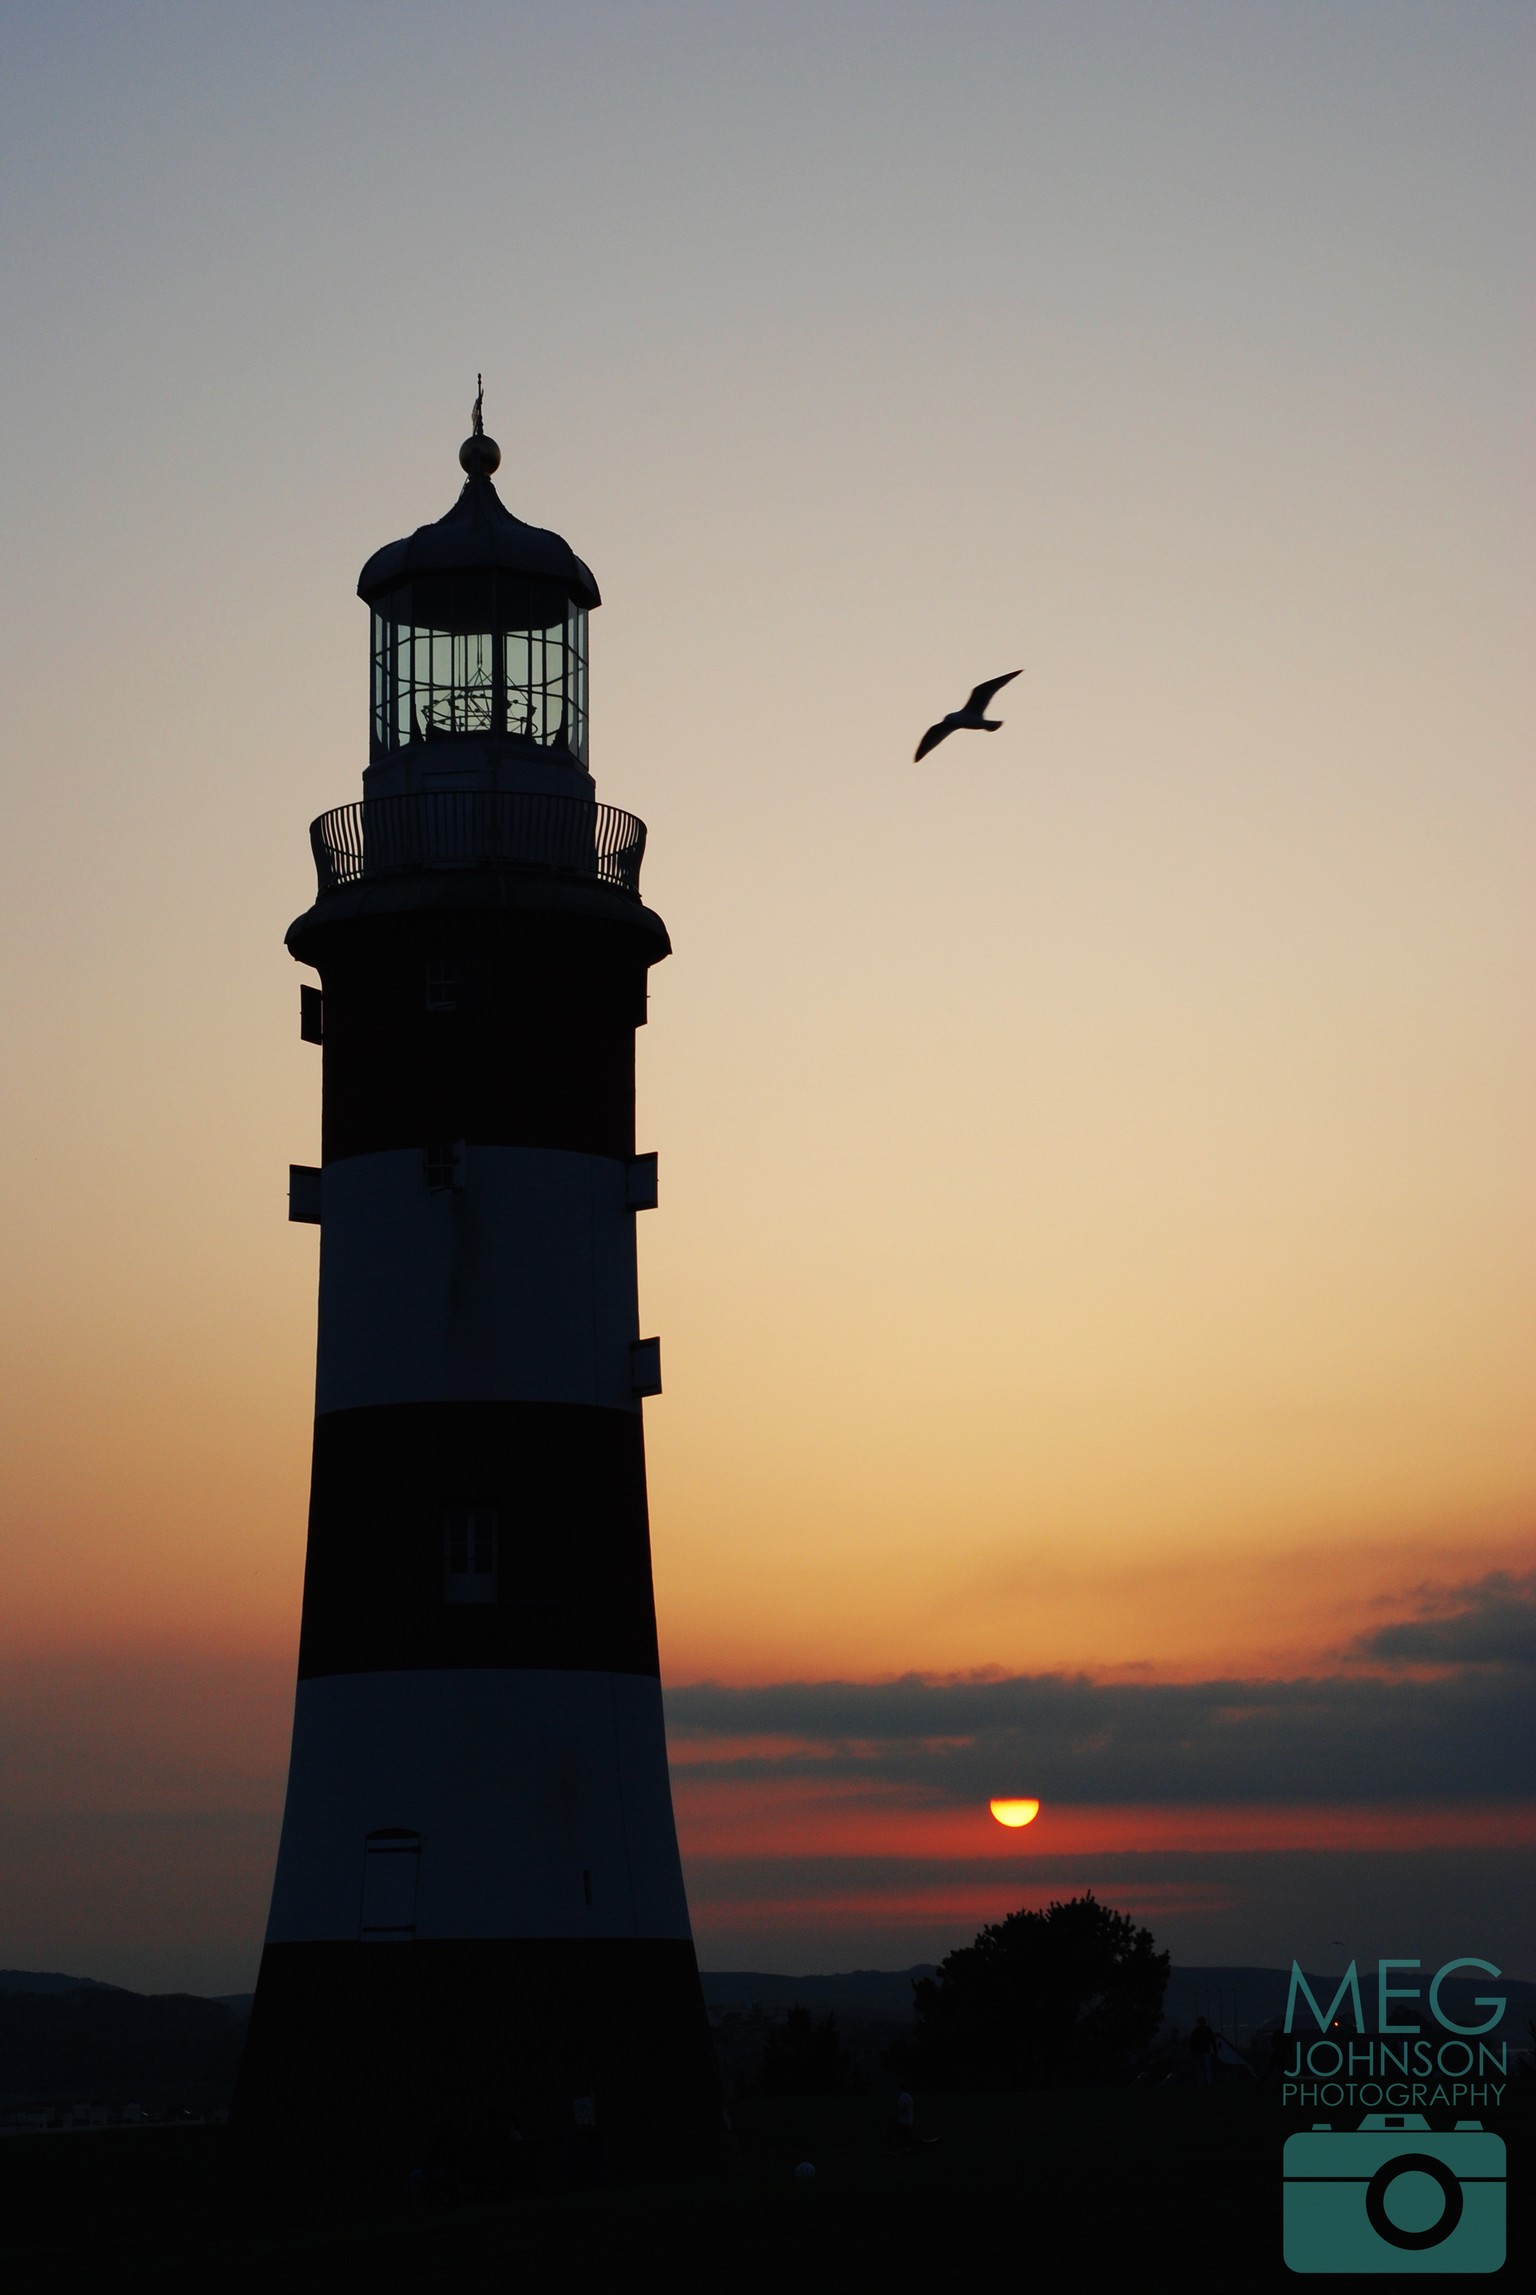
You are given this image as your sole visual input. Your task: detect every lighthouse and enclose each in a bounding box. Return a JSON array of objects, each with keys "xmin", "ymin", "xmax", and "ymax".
[{"xmin": 233, "ymin": 397, "xmax": 720, "ymax": 2184}]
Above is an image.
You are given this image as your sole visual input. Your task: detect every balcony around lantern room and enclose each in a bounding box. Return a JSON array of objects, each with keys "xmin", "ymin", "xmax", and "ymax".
[{"xmin": 308, "ymin": 788, "xmax": 648, "ymax": 902}]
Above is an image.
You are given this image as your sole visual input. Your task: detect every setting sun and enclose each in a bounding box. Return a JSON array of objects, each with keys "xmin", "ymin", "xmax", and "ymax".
[{"xmin": 988, "ymin": 1799, "xmax": 1042, "ymax": 1830}]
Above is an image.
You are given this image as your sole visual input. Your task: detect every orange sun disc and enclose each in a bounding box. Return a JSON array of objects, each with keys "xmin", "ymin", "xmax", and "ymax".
[{"xmin": 989, "ymin": 1798, "xmax": 1041, "ymax": 1828}]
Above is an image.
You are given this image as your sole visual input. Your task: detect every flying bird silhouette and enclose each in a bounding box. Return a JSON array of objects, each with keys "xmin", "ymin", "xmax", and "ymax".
[{"xmin": 913, "ymin": 670, "xmax": 1022, "ymax": 761}]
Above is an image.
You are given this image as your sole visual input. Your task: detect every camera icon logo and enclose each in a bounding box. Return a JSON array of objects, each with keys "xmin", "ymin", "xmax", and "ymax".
[{"xmin": 1283, "ymin": 2113, "xmax": 1505, "ymax": 2273}]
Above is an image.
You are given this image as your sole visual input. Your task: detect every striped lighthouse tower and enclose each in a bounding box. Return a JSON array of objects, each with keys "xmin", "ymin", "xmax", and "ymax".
[{"xmin": 233, "ymin": 397, "xmax": 720, "ymax": 2185}]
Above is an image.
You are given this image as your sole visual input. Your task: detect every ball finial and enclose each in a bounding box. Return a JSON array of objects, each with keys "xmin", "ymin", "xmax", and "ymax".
[{"xmin": 459, "ymin": 374, "xmax": 501, "ymax": 477}]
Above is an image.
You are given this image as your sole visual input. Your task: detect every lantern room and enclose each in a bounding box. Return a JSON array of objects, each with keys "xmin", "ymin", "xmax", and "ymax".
[
  {"xmin": 367, "ymin": 572, "xmax": 587, "ymax": 760},
  {"xmin": 356, "ymin": 390, "xmax": 601, "ymax": 798}
]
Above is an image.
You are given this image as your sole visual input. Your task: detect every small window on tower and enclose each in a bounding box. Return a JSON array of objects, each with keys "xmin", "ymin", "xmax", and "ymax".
[
  {"xmin": 424, "ymin": 1140, "xmax": 465, "ymax": 1194},
  {"xmin": 442, "ymin": 1507, "xmax": 499, "ymax": 1604},
  {"xmin": 425, "ymin": 962, "xmax": 458, "ymax": 1011},
  {"xmin": 359, "ymin": 1829, "xmax": 421, "ymax": 1940}
]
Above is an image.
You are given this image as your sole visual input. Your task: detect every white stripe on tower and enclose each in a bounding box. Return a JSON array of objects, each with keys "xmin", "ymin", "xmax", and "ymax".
[
  {"xmin": 314, "ymin": 1146, "xmax": 643, "ymax": 1415},
  {"xmin": 266, "ymin": 1671, "xmax": 690, "ymax": 1941}
]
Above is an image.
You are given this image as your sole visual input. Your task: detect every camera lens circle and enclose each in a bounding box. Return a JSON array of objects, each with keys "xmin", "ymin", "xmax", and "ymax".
[{"xmin": 1364, "ymin": 2153, "xmax": 1464, "ymax": 2251}]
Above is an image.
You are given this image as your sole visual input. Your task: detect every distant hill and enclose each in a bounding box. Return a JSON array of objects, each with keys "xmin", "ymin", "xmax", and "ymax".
[
  {"xmin": 701, "ymin": 1967, "xmax": 936, "ymax": 2021},
  {"xmin": 2, "ymin": 1961, "xmax": 1527, "ymax": 2111},
  {"xmin": 0, "ymin": 1985, "xmax": 245, "ymax": 2110},
  {"xmin": 700, "ymin": 1969, "xmax": 937, "ymax": 2092},
  {"xmin": 702, "ymin": 1962, "xmax": 1536, "ymax": 2054},
  {"xmin": 0, "ymin": 1970, "xmax": 116, "ymax": 1996}
]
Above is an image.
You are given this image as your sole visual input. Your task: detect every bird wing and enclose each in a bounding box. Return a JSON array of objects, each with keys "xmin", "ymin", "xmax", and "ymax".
[
  {"xmin": 913, "ymin": 719, "xmax": 953, "ymax": 762},
  {"xmin": 965, "ymin": 669, "xmax": 1022, "ymax": 714}
]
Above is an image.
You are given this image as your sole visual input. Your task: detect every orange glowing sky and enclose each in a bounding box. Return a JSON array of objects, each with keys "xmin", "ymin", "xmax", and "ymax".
[{"xmin": 0, "ymin": 3, "xmax": 1531, "ymax": 1989}]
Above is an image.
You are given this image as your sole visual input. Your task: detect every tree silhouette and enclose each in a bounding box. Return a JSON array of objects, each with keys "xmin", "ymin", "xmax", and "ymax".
[
  {"xmin": 906, "ymin": 1893, "xmax": 1169, "ymax": 2090},
  {"xmin": 752, "ymin": 2007, "xmax": 866, "ymax": 2096}
]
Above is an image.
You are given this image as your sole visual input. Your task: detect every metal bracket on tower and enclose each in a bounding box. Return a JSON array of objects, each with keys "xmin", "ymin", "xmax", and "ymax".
[
  {"xmin": 289, "ymin": 1165, "xmax": 322, "ymax": 1224},
  {"xmin": 626, "ymin": 1152, "xmax": 659, "ymax": 1210}
]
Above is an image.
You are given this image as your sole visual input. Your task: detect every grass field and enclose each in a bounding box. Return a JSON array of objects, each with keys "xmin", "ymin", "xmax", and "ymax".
[{"xmin": 2, "ymin": 2087, "xmax": 1527, "ymax": 2290}]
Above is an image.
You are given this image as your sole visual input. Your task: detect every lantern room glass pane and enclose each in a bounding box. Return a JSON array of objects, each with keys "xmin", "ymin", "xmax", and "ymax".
[{"xmin": 369, "ymin": 579, "xmax": 588, "ymax": 765}]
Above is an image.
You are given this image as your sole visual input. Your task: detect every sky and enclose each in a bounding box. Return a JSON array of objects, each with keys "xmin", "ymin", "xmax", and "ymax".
[{"xmin": 0, "ymin": 0, "xmax": 1531, "ymax": 1993}]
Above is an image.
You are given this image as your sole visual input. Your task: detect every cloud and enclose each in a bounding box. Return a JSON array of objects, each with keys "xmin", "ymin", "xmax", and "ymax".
[
  {"xmin": 1352, "ymin": 1571, "xmax": 1536, "ymax": 1669},
  {"xmin": 665, "ymin": 1659, "xmax": 1536, "ymax": 1804},
  {"xmin": 669, "ymin": 1591, "xmax": 1536, "ymax": 1966}
]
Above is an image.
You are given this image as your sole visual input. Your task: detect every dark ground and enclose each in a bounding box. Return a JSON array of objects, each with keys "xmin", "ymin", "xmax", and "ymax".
[{"xmin": 3, "ymin": 2088, "xmax": 1529, "ymax": 2292}]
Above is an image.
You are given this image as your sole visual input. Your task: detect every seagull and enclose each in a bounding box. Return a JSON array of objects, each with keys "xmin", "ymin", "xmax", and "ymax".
[{"xmin": 913, "ymin": 670, "xmax": 1022, "ymax": 761}]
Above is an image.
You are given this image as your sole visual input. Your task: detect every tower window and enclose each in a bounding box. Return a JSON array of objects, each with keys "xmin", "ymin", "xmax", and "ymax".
[
  {"xmin": 359, "ymin": 1829, "xmax": 421, "ymax": 1940},
  {"xmin": 425, "ymin": 962, "xmax": 458, "ymax": 1012},
  {"xmin": 424, "ymin": 1140, "xmax": 465, "ymax": 1194},
  {"xmin": 442, "ymin": 1507, "xmax": 499, "ymax": 1604}
]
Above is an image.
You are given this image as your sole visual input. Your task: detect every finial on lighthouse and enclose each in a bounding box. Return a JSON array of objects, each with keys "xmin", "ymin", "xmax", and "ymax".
[{"xmin": 459, "ymin": 374, "xmax": 501, "ymax": 478}]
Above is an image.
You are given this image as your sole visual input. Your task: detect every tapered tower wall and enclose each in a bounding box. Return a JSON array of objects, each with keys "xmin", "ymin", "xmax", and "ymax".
[{"xmin": 231, "ymin": 429, "xmax": 722, "ymax": 2191}]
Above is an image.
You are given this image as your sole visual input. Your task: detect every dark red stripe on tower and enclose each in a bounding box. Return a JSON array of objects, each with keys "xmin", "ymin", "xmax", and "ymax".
[
  {"xmin": 293, "ymin": 899, "xmax": 667, "ymax": 1166},
  {"xmin": 297, "ymin": 1401, "xmax": 660, "ymax": 1680}
]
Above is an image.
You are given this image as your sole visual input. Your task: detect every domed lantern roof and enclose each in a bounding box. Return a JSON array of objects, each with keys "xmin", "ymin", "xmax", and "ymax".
[
  {"xmin": 357, "ymin": 391, "xmax": 599, "ymax": 608},
  {"xmin": 359, "ymin": 386, "xmax": 597, "ymax": 780}
]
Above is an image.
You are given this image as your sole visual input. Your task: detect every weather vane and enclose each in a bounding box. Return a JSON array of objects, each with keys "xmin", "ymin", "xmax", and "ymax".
[{"xmin": 472, "ymin": 374, "xmax": 484, "ymax": 437}]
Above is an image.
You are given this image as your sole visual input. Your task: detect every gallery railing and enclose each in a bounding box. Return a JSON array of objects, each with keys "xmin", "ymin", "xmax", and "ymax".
[{"xmin": 309, "ymin": 792, "xmax": 647, "ymax": 899}]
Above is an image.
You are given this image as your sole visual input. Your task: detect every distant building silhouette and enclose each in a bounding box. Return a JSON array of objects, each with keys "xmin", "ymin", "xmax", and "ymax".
[{"xmin": 231, "ymin": 400, "xmax": 720, "ymax": 2193}]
